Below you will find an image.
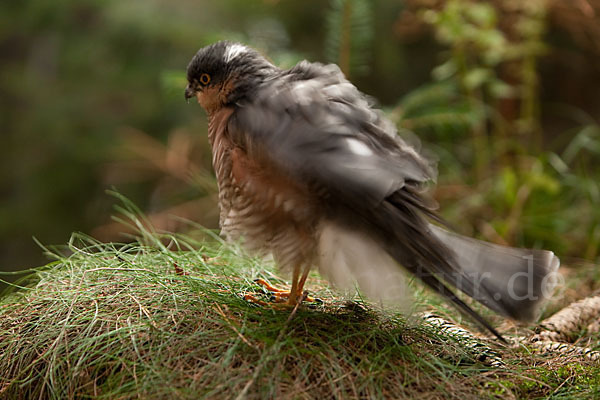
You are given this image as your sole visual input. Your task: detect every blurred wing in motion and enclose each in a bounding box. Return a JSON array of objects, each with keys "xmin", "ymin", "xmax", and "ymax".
[{"xmin": 226, "ymin": 61, "xmax": 558, "ymax": 340}]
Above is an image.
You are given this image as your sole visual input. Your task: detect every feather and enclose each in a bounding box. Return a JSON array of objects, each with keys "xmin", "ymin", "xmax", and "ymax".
[{"xmin": 317, "ymin": 222, "xmax": 411, "ymax": 310}]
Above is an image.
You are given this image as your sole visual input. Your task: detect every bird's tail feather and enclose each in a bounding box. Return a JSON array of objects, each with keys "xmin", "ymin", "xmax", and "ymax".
[
  {"xmin": 428, "ymin": 224, "xmax": 560, "ymax": 322},
  {"xmin": 379, "ymin": 188, "xmax": 559, "ymax": 339}
]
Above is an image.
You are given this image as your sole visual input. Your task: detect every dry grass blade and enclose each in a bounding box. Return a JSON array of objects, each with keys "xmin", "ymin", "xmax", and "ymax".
[{"xmin": 1, "ymin": 225, "xmax": 600, "ymax": 399}]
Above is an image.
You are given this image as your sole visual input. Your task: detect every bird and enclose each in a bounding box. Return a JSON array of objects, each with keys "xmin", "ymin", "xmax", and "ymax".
[{"xmin": 184, "ymin": 41, "xmax": 560, "ymax": 341}]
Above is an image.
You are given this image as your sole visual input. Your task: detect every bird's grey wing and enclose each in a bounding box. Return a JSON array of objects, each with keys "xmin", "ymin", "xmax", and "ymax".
[
  {"xmin": 227, "ymin": 64, "xmax": 434, "ymax": 209},
  {"xmin": 227, "ymin": 67, "xmax": 503, "ymax": 337}
]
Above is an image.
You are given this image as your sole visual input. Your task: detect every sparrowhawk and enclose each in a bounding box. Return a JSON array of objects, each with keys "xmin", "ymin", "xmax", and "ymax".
[{"xmin": 184, "ymin": 41, "xmax": 560, "ymax": 341}]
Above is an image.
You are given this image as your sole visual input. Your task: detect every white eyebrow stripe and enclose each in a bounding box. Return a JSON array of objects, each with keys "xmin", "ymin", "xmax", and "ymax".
[
  {"xmin": 346, "ymin": 138, "xmax": 373, "ymax": 156},
  {"xmin": 224, "ymin": 44, "xmax": 248, "ymax": 63}
]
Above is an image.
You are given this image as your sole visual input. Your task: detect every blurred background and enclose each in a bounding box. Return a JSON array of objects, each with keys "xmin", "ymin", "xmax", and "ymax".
[{"xmin": 2, "ymin": 0, "xmax": 600, "ymax": 279}]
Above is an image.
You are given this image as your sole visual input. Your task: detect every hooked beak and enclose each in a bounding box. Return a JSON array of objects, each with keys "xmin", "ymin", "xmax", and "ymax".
[{"xmin": 184, "ymin": 85, "xmax": 196, "ymax": 103}]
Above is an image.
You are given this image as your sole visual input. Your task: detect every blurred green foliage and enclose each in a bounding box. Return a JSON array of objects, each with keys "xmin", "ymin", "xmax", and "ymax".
[
  {"xmin": 393, "ymin": 0, "xmax": 600, "ymax": 260},
  {"xmin": 325, "ymin": 0, "xmax": 374, "ymax": 78},
  {"xmin": 0, "ymin": 0, "xmax": 326, "ymax": 271},
  {"xmin": 2, "ymin": 0, "xmax": 600, "ymax": 276}
]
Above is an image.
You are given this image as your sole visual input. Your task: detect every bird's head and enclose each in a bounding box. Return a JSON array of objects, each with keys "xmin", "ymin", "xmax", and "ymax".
[{"xmin": 185, "ymin": 41, "xmax": 276, "ymax": 114}]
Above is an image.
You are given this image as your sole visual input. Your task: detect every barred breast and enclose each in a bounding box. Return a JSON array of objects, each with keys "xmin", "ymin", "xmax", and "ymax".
[{"xmin": 208, "ymin": 108, "xmax": 319, "ymax": 272}]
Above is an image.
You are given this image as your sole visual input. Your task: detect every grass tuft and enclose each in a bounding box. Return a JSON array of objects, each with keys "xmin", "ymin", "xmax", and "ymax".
[{"xmin": 1, "ymin": 201, "xmax": 600, "ymax": 399}]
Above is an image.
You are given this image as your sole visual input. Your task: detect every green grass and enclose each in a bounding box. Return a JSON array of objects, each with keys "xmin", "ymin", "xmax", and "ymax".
[{"xmin": 1, "ymin": 205, "xmax": 600, "ymax": 399}]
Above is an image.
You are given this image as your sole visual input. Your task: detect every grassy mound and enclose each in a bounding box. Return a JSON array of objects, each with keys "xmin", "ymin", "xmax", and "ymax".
[{"xmin": 1, "ymin": 207, "xmax": 600, "ymax": 398}]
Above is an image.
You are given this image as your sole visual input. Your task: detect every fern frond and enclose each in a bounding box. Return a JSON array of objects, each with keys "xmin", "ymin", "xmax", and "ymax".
[{"xmin": 325, "ymin": 0, "xmax": 374, "ymax": 78}]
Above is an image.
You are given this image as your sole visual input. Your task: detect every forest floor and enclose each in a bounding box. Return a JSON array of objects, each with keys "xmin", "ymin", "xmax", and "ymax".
[{"xmin": 1, "ymin": 220, "xmax": 600, "ymax": 399}]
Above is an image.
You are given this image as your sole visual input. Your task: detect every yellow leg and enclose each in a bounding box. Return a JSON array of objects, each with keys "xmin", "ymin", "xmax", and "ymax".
[
  {"xmin": 287, "ymin": 265, "xmax": 300, "ymax": 306},
  {"xmin": 247, "ymin": 265, "xmax": 320, "ymax": 306},
  {"xmin": 297, "ymin": 264, "xmax": 312, "ymax": 296}
]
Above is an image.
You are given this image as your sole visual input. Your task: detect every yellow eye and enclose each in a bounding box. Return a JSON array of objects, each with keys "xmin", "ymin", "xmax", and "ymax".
[{"xmin": 199, "ymin": 73, "xmax": 211, "ymax": 85}]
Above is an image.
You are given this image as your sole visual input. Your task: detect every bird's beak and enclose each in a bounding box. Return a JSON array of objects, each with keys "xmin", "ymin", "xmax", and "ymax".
[{"xmin": 184, "ymin": 85, "xmax": 196, "ymax": 103}]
